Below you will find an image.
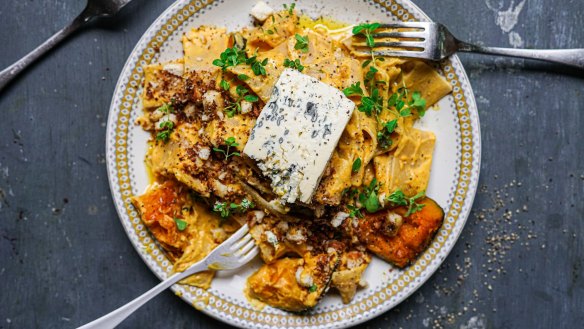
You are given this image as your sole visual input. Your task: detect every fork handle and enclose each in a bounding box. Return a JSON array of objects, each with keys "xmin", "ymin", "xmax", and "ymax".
[
  {"xmin": 77, "ymin": 261, "xmax": 206, "ymax": 329},
  {"xmin": 0, "ymin": 7, "xmax": 93, "ymax": 92},
  {"xmin": 457, "ymin": 41, "xmax": 584, "ymax": 69}
]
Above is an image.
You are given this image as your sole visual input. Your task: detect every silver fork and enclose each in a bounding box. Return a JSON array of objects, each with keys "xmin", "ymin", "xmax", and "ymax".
[
  {"xmin": 0, "ymin": 0, "xmax": 134, "ymax": 92},
  {"xmin": 77, "ymin": 224, "xmax": 258, "ymax": 329},
  {"xmin": 354, "ymin": 22, "xmax": 584, "ymax": 69}
]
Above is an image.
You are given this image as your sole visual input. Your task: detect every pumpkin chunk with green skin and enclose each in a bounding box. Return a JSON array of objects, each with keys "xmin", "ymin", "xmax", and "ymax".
[
  {"xmin": 247, "ymin": 252, "xmax": 339, "ymax": 312},
  {"xmin": 352, "ymin": 197, "xmax": 444, "ymax": 268}
]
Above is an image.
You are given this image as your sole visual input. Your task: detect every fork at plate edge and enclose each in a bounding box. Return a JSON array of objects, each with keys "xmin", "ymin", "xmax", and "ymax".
[
  {"xmin": 77, "ymin": 224, "xmax": 258, "ymax": 329},
  {"xmin": 352, "ymin": 22, "xmax": 584, "ymax": 69}
]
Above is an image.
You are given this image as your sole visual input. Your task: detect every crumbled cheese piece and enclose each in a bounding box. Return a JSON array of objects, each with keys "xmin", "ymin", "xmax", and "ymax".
[
  {"xmin": 276, "ymin": 221, "xmax": 289, "ymax": 232},
  {"xmin": 252, "ymin": 210, "xmax": 265, "ymax": 223},
  {"xmin": 250, "ymin": 1, "xmax": 275, "ymax": 22},
  {"xmin": 155, "ymin": 113, "xmax": 177, "ymax": 130},
  {"xmin": 378, "ymin": 192, "xmax": 387, "ymax": 208},
  {"xmin": 387, "ymin": 212, "xmax": 403, "ymax": 226},
  {"xmin": 346, "ymin": 257, "xmax": 364, "ymax": 270},
  {"xmin": 162, "ymin": 62, "xmax": 184, "ymax": 77},
  {"xmin": 265, "ymin": 231, "xmax": 279, "ymax": 247},
  {"xmin": 198, "ymin": 146, "xmax": 211, "ymax": 160},
  {"xmin": 331, "ymin": 211, "xmax": 349, "ymax": 228},
  {"xmin": 240, "ymin": 100, "xmax": 253, "ymax": 114},
  {"xmin": 243, "ymin": 69, "xmax": 355, "ymax": 204},
  {"xmin": 295, "ymin": 266, "xmax": 314, "ymax": 288},
  {"xmin": 386, "ymin": 212, "xmax": 403, "ymax": 236},
  {"xmin": 183, "ymin": 104, "xmax": 196, "ymax": 118},
  {"xmin": 211, "ymin": 227, "xmax": 227, "ymax": 242},
  {"xmin": 218, "ymin": 172, "xmax": 227, "ymax": 180},
  {"xmin": 286, "ymin": 227, "xmax": 306, "ymax": 243},
  {"xmin": 202, "ymin": 90, "xmax": 223, "ymax": 111}
]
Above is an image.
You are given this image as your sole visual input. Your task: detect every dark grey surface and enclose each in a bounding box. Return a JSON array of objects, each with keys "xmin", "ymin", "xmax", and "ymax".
[{"xmin": 0, "ymin": 0, "xmax": 583, "ymax": 328}]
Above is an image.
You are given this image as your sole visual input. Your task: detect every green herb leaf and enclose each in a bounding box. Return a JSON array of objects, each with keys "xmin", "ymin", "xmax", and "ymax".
[
  {"xmin": 352, "ymin": 23, "xmax": 381, "ymax": 48},
  {"xmin": 359, "ymin": 178, "xmax": 381, "ymax": 213},
  {"xmin": 283, "ymin": 58, "xmax": 305, "ymax": 72},
  {"xmin": 410, "ymin": 91, "xmax": 427, "ymax": 116},
  {"xmin": 294, "ymin": 34, "xmax": 309, "ymax": 53},
  {"xmin": 157, "ymin": 103, "xmax": 174, "ymax": 114},
  {"xmin": 364, "ymin": 192, "xmax": 381, "ymax": 213},
  {"xmin": 244, "ymin": 95, "xmax": 259, "ymax": 102},
  {"xmin": 399, "ymin": 108, "xmax": 411, "ymax": 117},
  {"xmin": 362, "ymin": 59, "xmax": 372, "ymax": 68},
  {"xmin": 387, "ymin": 189, "xmax": 407, "ymax": 206},
  {"xmin": 343, "ymin": 82, "xmax": 364, "ymax": 97},
  {"xmin": 384, "ymin": 119, "xmax": 398, "ymax": 134},
  {"xmin": 225, "ymin": 86, "xmax": 258, "ymax": 117},
  {"xmin": 174, "ymin": 218, "xmax": 188, "ymax": 231},
  {"xmin": 213, "ymin": 47, "xmax": 248, "ymax": 70},
  {"xmin": 235, "ymin": 85, "xmax": 248, "ymax": 96},
  {"xmin": 220, "ymin": 79, "xmax": 230, "ymax": 91},
  {"xmin": 347, "ymin": 204, "xmax": 363, "ymax": 218},
  {"xmin": 308, "ymin": 284, "xmax": 318, "ymax": 292},
  {"xmin": 237, "ymin": 74, "xmax": 250, "ymax": 81},
  {"xmin": 225, "ymin": 136, "xmax": 238, "ymax": 147},
  {"xmin": 352, "ymin": 158, "xmax": 362, "ymax": 173},
  {"xmin": 240, "ymin": 198, "xmax": 255, "ymax": 210},
  {"xmin": 247, "ymin": 56, "xmax": 268, "ymax": 76},
  {"xmin": 213, "ymin": 137, "xmax": 240, "ymax": 160},
  {"xmin": 213, "ymin": 202, "xmax": 230, "ymax": 218},
  {"xmin": 406, "ymin": 190, "xmax": 426, "ymax": 216},
  {"xmin": 358, "ymin": 89, "xmax": 383, "ymax": 116},
  {"xmin": 155, "ymin": 130, "xmax": 171, "ymax": 141},
  {"xmin": 155, "ymin": 105, "xmax": 175, "ymax": 142}
]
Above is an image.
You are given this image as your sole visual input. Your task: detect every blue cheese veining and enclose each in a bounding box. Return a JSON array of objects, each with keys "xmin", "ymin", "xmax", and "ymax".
[{"xmin": 243, "ymin": 68, "xmax": 355, "ymax": 204}]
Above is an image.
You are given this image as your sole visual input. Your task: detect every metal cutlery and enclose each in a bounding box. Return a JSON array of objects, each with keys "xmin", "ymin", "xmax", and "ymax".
[
  {"xmin": 0, "ymin": 0, "xmax": 134, "ymax": 92},
  {"xmin": 354, "ymin": 22, "xmax": 584, "ymax": 69},
  {"xmin": 77, "ymin": 224, "xmax": 258, "ymax": 329}
]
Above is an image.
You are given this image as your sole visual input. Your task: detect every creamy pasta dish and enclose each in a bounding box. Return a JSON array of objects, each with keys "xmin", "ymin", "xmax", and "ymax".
[{"xmin": 131, "ymin": 1, "xmax": 452, "ymax": 312}]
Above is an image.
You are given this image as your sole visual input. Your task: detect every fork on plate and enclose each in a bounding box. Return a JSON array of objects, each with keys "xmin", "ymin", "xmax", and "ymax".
[
  {"xmin": 353, "ymin": 22, "xmax": 584, "ymax": 69},
  {"xmin": 77, "ymin": 224, "xmax": 258, "ymax": 329}
]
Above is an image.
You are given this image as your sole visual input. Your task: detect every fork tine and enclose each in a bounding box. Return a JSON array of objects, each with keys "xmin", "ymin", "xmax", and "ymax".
[
  {"xmin": 353, "ymin": 40, "xmax": 425, "ymax": 48},
  {"xmin": 374, "ymin": 41, "xmax": 426, "ymax": 49},
  {"xmin": 373, "ymin": 50, "xmax": 429, "ymax": 59},
  {"xmin": 234, "ymin": 239, "xmax": 256, "ymax": 257},
  {"xmin": 354, "ymin": 49, "xmax": 428, "ymax": 59},
  {"xmin": 230, "ymin": 233, "xmax": 253, "ymax": 251},
  {"xmin": 238, "ymin": 246, "xmax": 259, "ymax": 264},
  {"xmin": 379, "ymin": 22, "xmax": 430, "ymax": 29},
  {"xmin": 371, "ymin": 31, "xmax": 427, "ymax": 39}
]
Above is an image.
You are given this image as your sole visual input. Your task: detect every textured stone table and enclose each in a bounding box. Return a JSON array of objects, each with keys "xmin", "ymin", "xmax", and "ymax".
[{"xmin": 0, "ymin": 0, "xmax": 582, "ymax": 328}]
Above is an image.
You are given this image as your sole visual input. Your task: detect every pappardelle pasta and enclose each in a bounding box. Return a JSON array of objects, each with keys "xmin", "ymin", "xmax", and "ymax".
[{"xmin": 132, "ymin": 2, "xmax": 451, "ymax": 312}]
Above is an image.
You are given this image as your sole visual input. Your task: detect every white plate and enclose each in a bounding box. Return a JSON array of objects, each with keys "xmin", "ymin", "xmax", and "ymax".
[{"xmin": 106, "ymin": 0, "xmax": 481, "ymax": 328}]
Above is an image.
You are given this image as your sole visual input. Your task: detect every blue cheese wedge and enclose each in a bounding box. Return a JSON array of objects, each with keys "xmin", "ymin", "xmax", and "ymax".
[{"xmin": 243, "ymin": 68, "xmax": 355, "ymax": 204}]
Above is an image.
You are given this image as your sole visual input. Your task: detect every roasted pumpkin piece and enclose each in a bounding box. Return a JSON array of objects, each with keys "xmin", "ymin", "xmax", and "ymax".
[
  {"xmin": 130, "ymin": 180, "xmax": 191, "ymax": 259},
  {"xmin": 331, "ymin": 250, "xmax": 371, "ymax": 303},
  {"xmin": 354, "ymin": 197, "xmax": 444, "ymax": 268},
  {"xmin": 247, "ymin": 252, "xmax": 339, "ymax": 312}
]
